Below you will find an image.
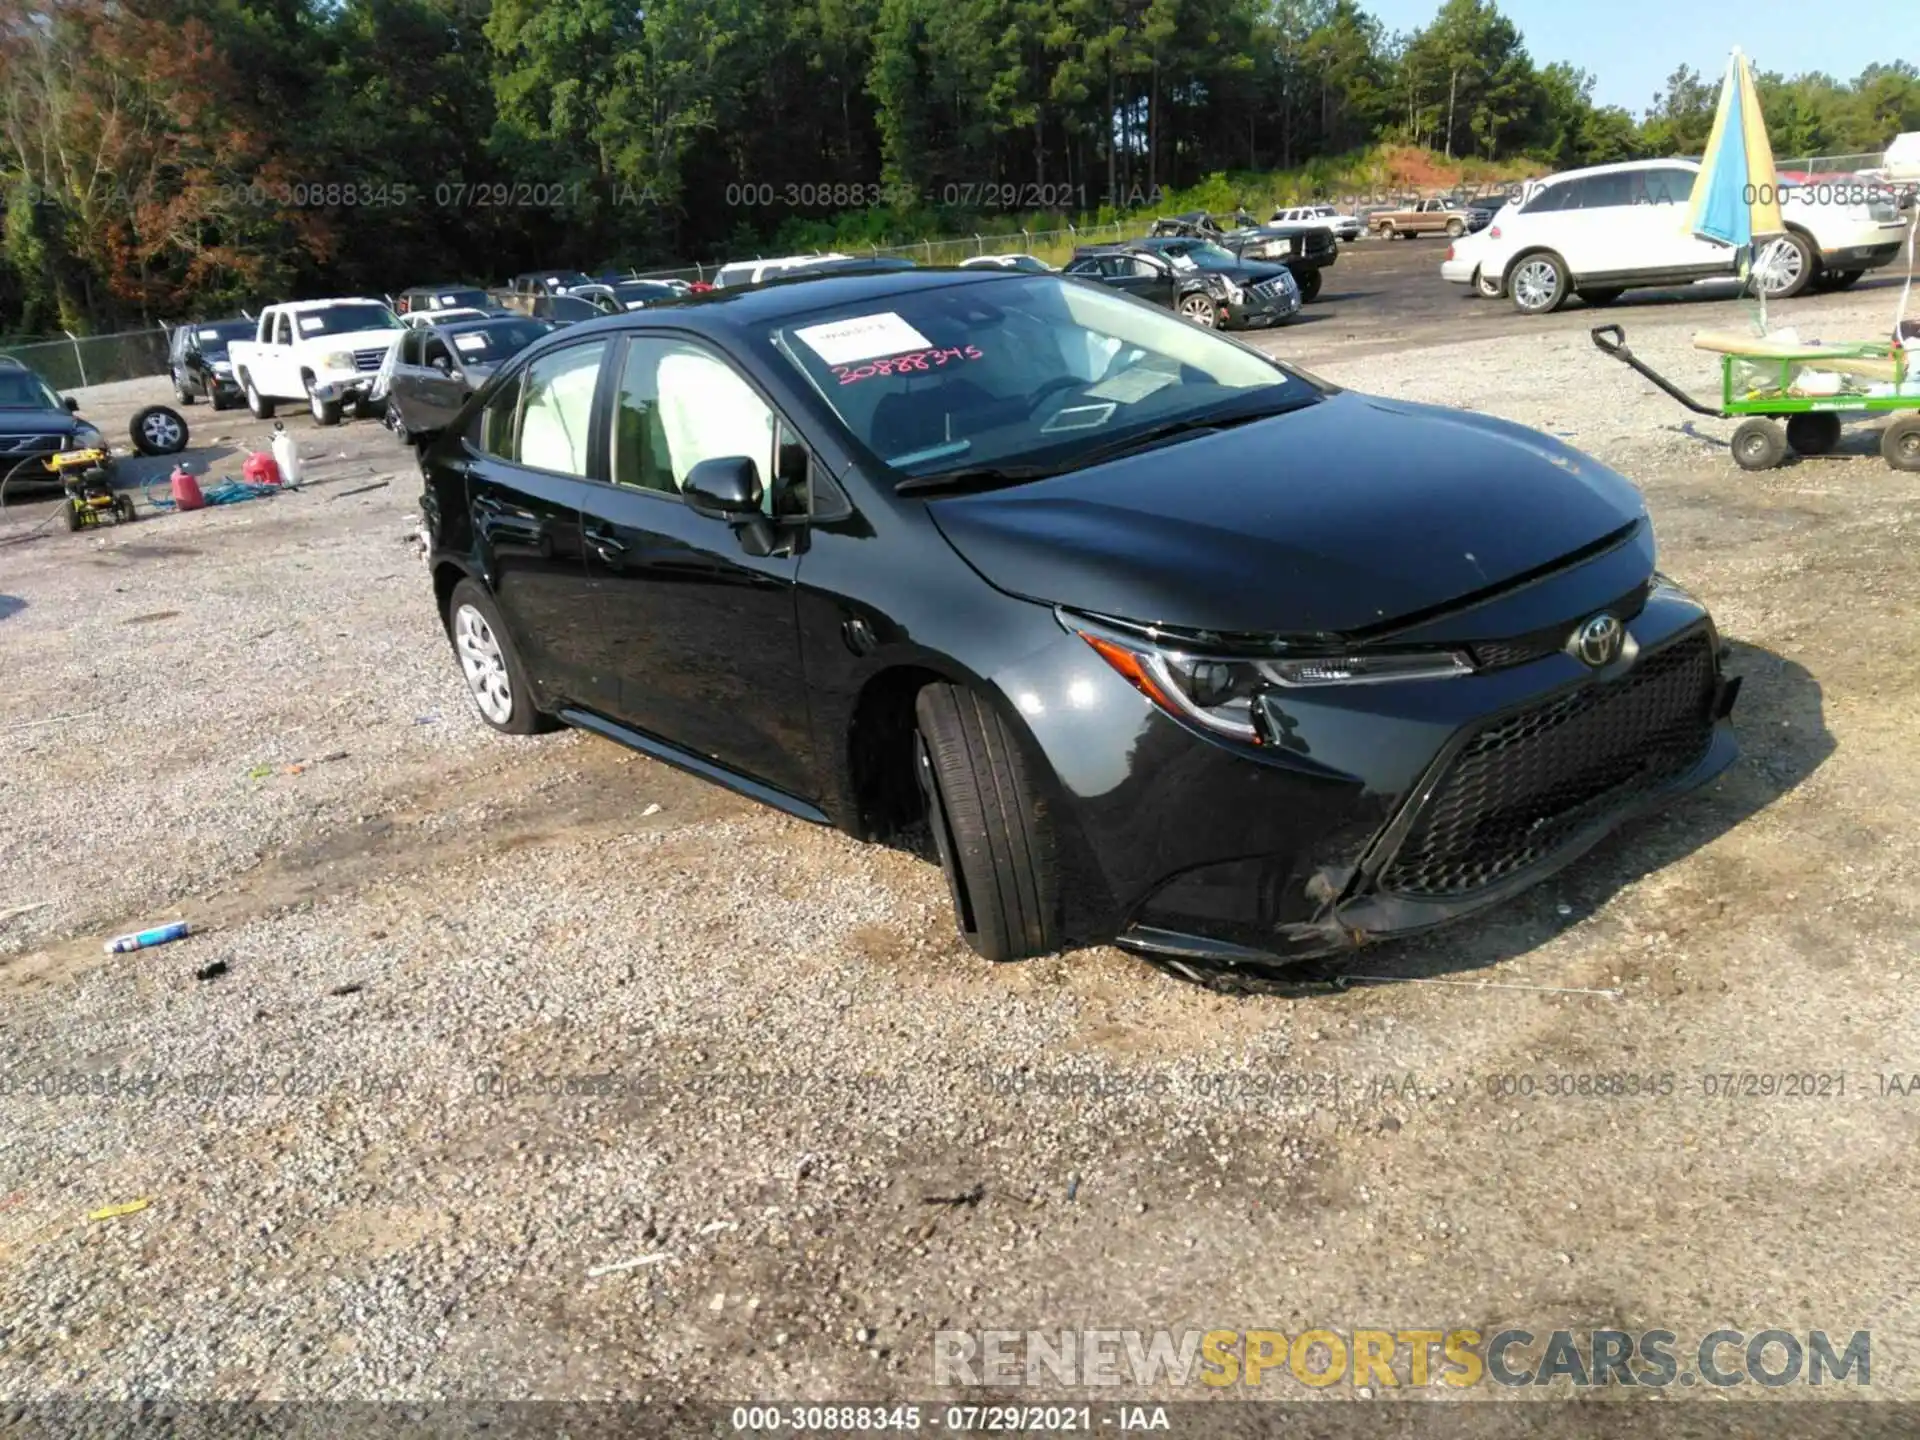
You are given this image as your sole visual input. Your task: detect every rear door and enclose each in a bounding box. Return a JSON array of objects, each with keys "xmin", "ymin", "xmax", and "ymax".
[
  {"xmin": 575, "ymin": 332, "xmax": 814, "ymax": 797},
  {"xmin": 462, "ymin": 336, "xmax": 612, "ymax": 707},
  {"xmin": 1554, "ymin": 173, "xmax": 1631, "ymax": 274}
]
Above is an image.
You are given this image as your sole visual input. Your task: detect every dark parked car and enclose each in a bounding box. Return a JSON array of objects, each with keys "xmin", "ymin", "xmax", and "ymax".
[
  {"xmin": 395, "ymin": 285, "xmax": 494, "ymax": 316},
  {"xmin": 1148, "ymin": 210, "xmax": 1338, "ymax": 300},
  {"xmin": 527, "ymin": 294, "xmax": 604, "ymax": 325},
  {"xmin": 0, "ymin": 356, "xmax": 112, "ymax": 494},
  {"xmin": 573, "ymin": 280, "xmax": 686, "ymax": 314},
  {"xmin": 412, "ymin": 269, "xmax": 1740, "ymax": 971},
  {"xmin": 779, "ymin": 256, "xmax": 921, "ymax": 278},
  {"xmin": 1067, "ymin": 240, "xmax": 1300, "ymax": 329},
  {"xmin": 168, "ymin": 318, "xmax": 254, "ymax": 409},
  {"xmin": 382, "ymin": 315, "xmax": 555, "ymax": 442},
  {"xmin": 506, "ymin": 271, "xmax": 593, "ymax": 298}
]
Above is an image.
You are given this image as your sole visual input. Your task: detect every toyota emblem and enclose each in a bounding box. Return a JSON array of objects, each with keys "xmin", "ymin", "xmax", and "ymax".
[{"xmin": 1573, "ymin": 613, "xmax": 1624, "ymax": 668}]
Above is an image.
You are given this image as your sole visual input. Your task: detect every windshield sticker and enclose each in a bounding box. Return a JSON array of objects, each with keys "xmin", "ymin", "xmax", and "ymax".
[
  {"xmin": 794, "ymin": 312, "xmax": 934, "ymax": 366},
  {"xmin": 453, "ymin": 333, "xmax": 488, "ymax": 353},
  {"xmin": 197, "ymin": 328, "xmax": 223, "ymax": 341},
  {"xmin": 296, "ymin": 315, "xmax": 325, "ymax": 333},
  {"xmin": 1087, "ymin": 367, "xmax": 1176, "ymax": 404},
  {"xmin": 1039, "ymin": 401, "xmax": 1118, "ymax": 434},
  {"xmin": 831, "ymin": 345, "xmax": 982, "ymax": 386},
  {"xmin": 438, "ymin": 294, "xmax": 465, "ymax": 305}
]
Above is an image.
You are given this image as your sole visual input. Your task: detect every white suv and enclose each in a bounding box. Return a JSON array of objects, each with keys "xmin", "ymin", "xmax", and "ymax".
[
  {"xmin": 1465, "ymin": 159, "xmax": 1907, "ymax": 314},
  {"xmin": 1272, "ymin": 204, "xmax": 1361, "ymax": 242}
]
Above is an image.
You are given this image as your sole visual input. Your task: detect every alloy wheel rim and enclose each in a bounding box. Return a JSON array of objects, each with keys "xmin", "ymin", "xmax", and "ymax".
[
  {"xmin": 1180, "ymin": 296, "xmax": 1216, "ymax": 326},
  {"xmin": 1759, "ymin": 243, "xmax": 1804, "ymax": 296},
  {"xmin": 142, "ymin": 412, "xmax": 182, "ymax": 449},
  {"xmin": 1515, "ymin": 260, "xmax": 1557, "ymax": 309},
  {"xmin": 453, "ymin": 604, "xmax": 513, "ymax": 724}
]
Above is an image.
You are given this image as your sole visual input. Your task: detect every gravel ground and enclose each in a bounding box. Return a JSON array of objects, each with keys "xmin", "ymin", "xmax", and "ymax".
[{"xmin": 2, "ymin": 274, "xmax": 1918, "ymax": 1415}]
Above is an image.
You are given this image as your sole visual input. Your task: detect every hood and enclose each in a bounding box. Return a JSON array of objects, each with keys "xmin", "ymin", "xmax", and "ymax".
[
  {"xmin": 926, "ymin": 390, "xmax": 1648, "ymax": 637},
  {"xmin": 308, "ymin": 329, "xmax": 402, "ymax": 354},
  {"xmin": 0, "ymin": 409, "xmax": 79, "ymax": 435}
]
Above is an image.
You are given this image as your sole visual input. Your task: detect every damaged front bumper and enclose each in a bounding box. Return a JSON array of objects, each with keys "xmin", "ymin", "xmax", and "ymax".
[{"xmin": 309, "ymin": 373, "xmax": 382, "ymax": 406}]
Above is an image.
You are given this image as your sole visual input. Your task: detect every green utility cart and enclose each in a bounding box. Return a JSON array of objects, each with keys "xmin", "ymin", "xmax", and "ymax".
[{"xmin": 1591, "ymin": 323, "xmax": 1920, "ymax": 473}]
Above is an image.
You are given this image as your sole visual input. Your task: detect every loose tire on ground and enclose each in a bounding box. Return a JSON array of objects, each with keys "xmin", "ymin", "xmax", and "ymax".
[
  {"xmin": 445, "ymin": 578, "xmax": 557, "ymax": 736},
  {"xmin": 128, "ymin": 404, "xmax": 188, "ymax": 456},
  {"xmin": 1884, "ymin": 415, "xmax": 1920, "ymax": 472},
  {"xmin": 1732, "ymin": 417, "xmax": 1788, "ymax": 471},
  {"xmin": 1786, "ymin": 412, "xmax": 1842, "ymax": 457},
  {"xmin": 914, "ymin": 683, "xmax": 1061, "ymax": 964}
]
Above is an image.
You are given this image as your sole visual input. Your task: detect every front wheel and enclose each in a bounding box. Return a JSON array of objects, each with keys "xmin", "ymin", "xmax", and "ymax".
[
  {"xmin": 446, "ymin": 579, "xmax": 557, "ymax": 736},
  {"xmin": 1293, "ymin": 267, "xmax": 1323, "ymax": 303},
  {"xmin": 245, "ymin": 376, "xmax": 275, "ymax": 420},
  {"xmin": 1756, "ymin": 231, "xmax": 1815, "ymax": 299},
  {"xmin": 308, "ymin": 384, "xmax": 342, "ymax": 427},
  {"xmin": 1178, "ymin": 292, "xmax": 1219, "ymax": 327},
  {"xmin": 1509, "ymin": 252, "xmax": 1568, "ymax": 314},
  {"xmin": 1732, "ymin": 417, "xmax": 1787, "ymax": 471},
  {"xmin": 914, "ymin": 684, "xmax": 1060, "ymax": 964},
  {"xmin": 1445, "ymin": 218, "xmax": 1464, "ymax": 237},
  {"xmin": 173, "ymin": 370, "xmax": 197, "ymax": 405}
]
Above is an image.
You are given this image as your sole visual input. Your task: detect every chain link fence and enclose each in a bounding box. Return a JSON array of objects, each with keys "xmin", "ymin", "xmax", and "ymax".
[{"xmin": 0, "ymin": 325, "xmax": 170, "ymax": 392}]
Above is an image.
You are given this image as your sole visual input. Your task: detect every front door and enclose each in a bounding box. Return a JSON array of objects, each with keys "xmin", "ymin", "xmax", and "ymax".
[
  {"xmin": 576, "ymin": 333, "xmax": 814, "ymax": 799},
  {"xmin": 462, "ymin": 336, "xmax": 611, "ymax": 708}
]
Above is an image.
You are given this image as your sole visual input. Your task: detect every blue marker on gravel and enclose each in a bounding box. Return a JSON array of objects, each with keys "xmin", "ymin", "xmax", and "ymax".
[{"xmin": 104, "ymin": 922, "xmax": 192, "ymax": 954}]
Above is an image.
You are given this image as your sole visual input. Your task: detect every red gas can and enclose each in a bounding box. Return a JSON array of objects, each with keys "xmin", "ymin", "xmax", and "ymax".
[
  {"xmin": 169, "ymin": 465, "xmax": 206, "ymax": 511},
  {"xmin": 243, "ymin": 450, "xmax": 282, "ymax": 487}
]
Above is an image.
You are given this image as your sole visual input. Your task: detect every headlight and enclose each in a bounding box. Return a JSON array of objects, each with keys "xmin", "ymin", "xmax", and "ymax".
[
  {"xmin": 1070, "ymin": 614, "xmax": 1470, "ymax": 744},
  {"xmin": 320, "ymin": 350, "xmax": 355, "ymax": 371},
  {"xmin": 70, "ymin": 423, "xmax": 103, "ymax": 447},
  {"xmin": 1220, "ymin": 278, "xmax": 1244, "ymax": 302},
  {"xmin": 211, "ymin": 360, "xmax": 233, "ymax": 375}
]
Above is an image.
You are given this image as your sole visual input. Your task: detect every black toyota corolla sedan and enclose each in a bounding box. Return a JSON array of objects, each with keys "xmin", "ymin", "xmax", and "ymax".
[{"xmin": 413, "ymin": 268, "xmax": 1740, "ymax": 970}]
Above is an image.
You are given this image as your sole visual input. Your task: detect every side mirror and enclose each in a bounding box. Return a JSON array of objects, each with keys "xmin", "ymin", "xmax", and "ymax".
[
  {"xmin": 63, "ymin": 396, "xmax": 79, "ymax": 413},
  {"xmin": 682, "ymin": 456, "xmax": 763, "ymax": 518}
]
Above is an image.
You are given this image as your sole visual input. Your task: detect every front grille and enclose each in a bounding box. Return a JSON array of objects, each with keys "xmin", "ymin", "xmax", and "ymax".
[
  {"xmin": 0, "ymin": 433, "xmax": 62, "ymax": 460},
  {"xmin": 1252, "ymin": 278, "xmax": 1287, "ymax": 300},
  {"xmin": 1466, "ymin": 583, "xmax": 1650, "ymax": 673},
  {"xmin": 353, "ymin": 347, "xmax": 388, "ymax": 372},
  {"xmin": 1377, "ymin": 632, "xmax": 1718, "ymax": 899}
]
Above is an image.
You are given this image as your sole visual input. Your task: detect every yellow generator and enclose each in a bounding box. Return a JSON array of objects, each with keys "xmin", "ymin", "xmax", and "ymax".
[{"xmin": 47, "ymin": 447, "xmax": 136, "ymax": 530}]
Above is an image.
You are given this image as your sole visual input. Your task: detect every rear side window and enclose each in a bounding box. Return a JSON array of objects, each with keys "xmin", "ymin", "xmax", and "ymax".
[
  {"xmin": 1574, "ymin": 173, "xmax": 1631, "ymax": 209},
  {"xmin": 477, "ymin": 369, "xmax": 523, "ymax": 457},
  {"xmin": 1521, "ymin": 181, "xmax": 1573, "ymax": 214}
]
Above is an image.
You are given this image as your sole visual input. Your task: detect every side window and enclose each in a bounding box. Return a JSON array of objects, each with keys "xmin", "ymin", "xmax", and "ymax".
[
  {"xmin": 772, "ymin": 419, "xmax": 813, "ymax": 518},
  {"xmin": 477, "ymin": 368, "xmax": 523, "ymax": 457},
  {"xmin": 1521, "ymin": 180, "xmax": 1572, "ymax": 214},
  {"xmin": 1575, "ymin": 173, "xmax": 1630, "ymax": 209},
  {"xmin": 1129, "ymin": 256, "xmax": 1164, "ymax": 279},
  {"xmin": 609, "ymin": 337, "xmax": 777, "ymax": 511},
  {"xmin": 1640, "ymin": 167, "xmax": 1696, "ymax": 207},
  {"xmin": 422, "ymin": 337, "xmax": 453, "ymax": 371},
  {"xmin": 517, "ymin": 340, "xmax": 607, "ymax": 476},
  {"xmin": 273, "ymin": 314, "xmax": 292, "ymax": 345},
  {"xmin": 399, "ymin": 331, "xmax": 422, "ymax": 366}
]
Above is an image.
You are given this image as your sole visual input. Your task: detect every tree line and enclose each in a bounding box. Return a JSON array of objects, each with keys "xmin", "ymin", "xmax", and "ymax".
[{"xmin": 1, "ymin": 0, "xmax": 1915, "ymax": 335}]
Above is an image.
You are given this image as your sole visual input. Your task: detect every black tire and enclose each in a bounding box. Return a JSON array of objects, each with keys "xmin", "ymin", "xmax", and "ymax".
[
  {"xmin": 113, "ymin": 494, "xmax": 136, "ymax": 523},
  {"xmin": 129, "ymin": 404, "xmax": 188, "ymax": 456},
  {"xmin": 1474, "ymin": 266, "xmax": 1503, "ymax": 299},
  {"xmin": 244, "ymin": 375, "xmax": 275, "ymax": 420},
  {"xmin": 1884, "ymin": 415, "xmax": 1920, "ymax": 473},
  {"xmin": 1509, "ymin": 251, "xmax": 1569, "ymax": 314},
  {"xmin": 914, "ymin": 683, "xmax": 1060, "ymax": 964},
  {"xmin": 1177, "ymin": 291, "xmax": 1219, "ymax": 328},
  {"xmin": 1757, "ymin": 230, "xmax": 1816, "ymax": 299},
  {"xmin": 307, "ymin": 380, "xmax": 342, "ymax": 427},
  {"xmin": 1786, "ymin": 412, "xmax": 1842, "ymax": 456},
  {"xmin": 173, "ymin": 371, "xmax": 197, "ymax": 405},
  {"xmin": 210, "ymin": 389, "xmax": 234, "ymax": 412},
  {"xmin": 1445, "ymin": 218, "xmax": 1465, "ymax": 238},
  {"xmin": 445, "ymin": 578, "xmax": 558, "ymax": 736},
  {"xmin": 1294, "ymin": 267, "xmax": 1323, "ymax": 303},
  {"xmin": 1578, "ymin": 288, "xmax": 1624, "ymax": 307},
  {"xmin": 1824, "ymin": 268, "xmax": 1864, "ymax": 291},
  {"xmin": 1731, "ymin": 417, "xmax": 1787, "ymax": 471},
  {"xmin": 352, "ymin": 396, "xmax": 385, "ymax": 421},
  {"xmin": 65, "ymin": 499, "xmax": 83, "ymax": 533}
]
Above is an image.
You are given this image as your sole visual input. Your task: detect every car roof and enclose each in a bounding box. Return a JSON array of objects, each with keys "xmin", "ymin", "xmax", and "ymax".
[{"xmin": 1538, "ymin": 158, "xmax": 1697, "ymax": 183}]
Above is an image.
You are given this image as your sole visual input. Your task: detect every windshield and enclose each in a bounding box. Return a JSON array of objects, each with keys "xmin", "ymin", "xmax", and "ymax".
[
  {"xmin": 443, "ymin": 319, "xmax": 553, "ymax": 361},
  {"xmin": 192, "ymin": 320, "xmax": 255, "ymax": 356},
  {"xmin": 294, "ymin": 304, "xmax": 402, "ymax": 336},
  {"xmin": 612, "ymin": 282, "xmax": 678, "ymax": 304},
  {"xmin": 1164, "ymin": 243, "xmax": 1241, "ymax": 272},
  {"xmin": 775, "ymin": 274, "xmax": 1310, "ymax": 482},
  {"xmin": 0, "ymin": 369, "xmax": 61, "ymax": 410}
]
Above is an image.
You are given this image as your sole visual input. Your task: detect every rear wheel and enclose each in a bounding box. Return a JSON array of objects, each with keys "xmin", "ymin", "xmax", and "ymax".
[
  {"xmin": 1732, "ymin": 417, "xmax": 1787, "ymax": 471},
  {"xmin": 446, "ymin": 579, "xmax": 556, "ymax": 736},
  {"xmin": 1510, "ymin": 251, "xmax": 1568, "ymax": 314},
  {"xmin": 1786, "ymin": 412, "xmax": 1842, "ymax": 456},
  {"xmin": 914, "ymin": 683, "xmax": 1060, "ymax": 964},
  {"xmin": 112, "ymin": 494, "xmax": 136, "ymax": 524},
  {"xmin": 1884, "ymin": 415, "xmax": 1920, "ymax": 472},
  {"xmin": 1474, "ymin": 266, "xmax": 1503, "ymax": 299},
  {"xmin": 1178, "ymin": 292, "xmax": 1219, "ymax": 327},
  {"xmin": 1445, "ymin": 218, "xmax": 1465, "ymax": 237},
  {"xmin": 1294, "ymin": 267, "xmax": 1323, "ymax": 303}
]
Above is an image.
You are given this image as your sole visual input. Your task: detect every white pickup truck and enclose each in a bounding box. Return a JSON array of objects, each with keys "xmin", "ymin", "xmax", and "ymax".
[{"xmin": 227, "ymin": 298, "xmax": 406, "ymax": 425}]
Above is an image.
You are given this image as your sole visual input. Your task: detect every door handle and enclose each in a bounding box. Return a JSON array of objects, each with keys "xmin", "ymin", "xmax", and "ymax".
[{"xmin": 585, "ymin": 526, "xmax": 626, "ymax": 561}]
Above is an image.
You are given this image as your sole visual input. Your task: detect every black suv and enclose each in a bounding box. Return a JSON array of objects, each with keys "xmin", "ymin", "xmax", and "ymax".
[
  {"xmin": 1146, "ymin": 210, "xmax": 1338, "ymax": 300},
  {"xmin": 169, "ymin": 318, "xmax": 254, "ymax": 410},
  {"xmin": 1066, "ymin": 240, "xmax": 1301, "ymax": 330},
  {"xmin": 0, "ymin": 356, "xmax": 108, "ymax": 493}
]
